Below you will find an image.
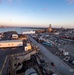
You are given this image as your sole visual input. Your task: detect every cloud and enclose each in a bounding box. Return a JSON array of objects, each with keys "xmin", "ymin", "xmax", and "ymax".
[
  {"xmin": 67, "ymin": 0, "xmax": 74, "ymax": 4},
  {"xmin": 42, "ymin": 8, "xmax": 48, "ymax": 12}
]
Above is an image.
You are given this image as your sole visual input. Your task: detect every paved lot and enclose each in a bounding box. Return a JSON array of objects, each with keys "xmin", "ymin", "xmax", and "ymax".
[
  {"xmin": 64, "ymin": 43, "xmax": 74, "ymax": 56},
  {"xmin": 0, "ymin": 47, "xmax": 24, "ymax": 70},
  {"xmin": 30, "ymin": 36, "xmax": 74, "ymax": 75},
  {"xmin": 41, "ymin": 44, "xmax": 74, "ymax": 69}
]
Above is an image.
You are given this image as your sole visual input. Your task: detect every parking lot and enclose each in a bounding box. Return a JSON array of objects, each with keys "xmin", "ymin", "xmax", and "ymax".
[
  {"xmin": 31, "ymin": 33, "xmax": 74, "ymax": 69},
  {"xmin": 30, "ymin": 35, "xmax": 74, "ymax": 75}
]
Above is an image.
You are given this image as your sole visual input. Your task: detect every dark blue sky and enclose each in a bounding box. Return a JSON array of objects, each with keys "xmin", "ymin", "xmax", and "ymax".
[{"xmin": 0, "ymin": 0, "xmax": 74, "ymax": 28}]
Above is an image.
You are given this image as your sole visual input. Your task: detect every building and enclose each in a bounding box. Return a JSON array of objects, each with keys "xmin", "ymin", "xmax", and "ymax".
[
  {"xmin": 22, "ymin": 30, "xmax": 35, "ymax": 34},
  {"xmin": 18, "ymin": 34, "xmax": 28, "ymax": 40},
  {"xmin": 47, "ymin": 24, "xmax": 53, "ymax": 32}
]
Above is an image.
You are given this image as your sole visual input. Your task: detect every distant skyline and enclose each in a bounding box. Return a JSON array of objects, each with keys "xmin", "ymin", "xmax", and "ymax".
[{"xmin": 0, "ymin": 0, "xmax": 74, "ymax": 28}]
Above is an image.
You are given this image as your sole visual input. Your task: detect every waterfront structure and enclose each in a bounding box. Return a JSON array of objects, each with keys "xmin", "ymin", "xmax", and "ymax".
[
  {"xmin": 12, "ymin": 34, "xmax": 18, "ymax": 39},
  {"xmin": 0, "ymin": 40, "xmax": 23, "ymax": 48},
  {"xmin": 22, "ymin": 30, "xmax": 35, "ymax": 34},
  {"xmin": 18, "ymin": 34, "xmax": 28, "ymax": 40},
  {"xmin": 47, "ymin": 24, "xmax": 53, "ymax": 32}
]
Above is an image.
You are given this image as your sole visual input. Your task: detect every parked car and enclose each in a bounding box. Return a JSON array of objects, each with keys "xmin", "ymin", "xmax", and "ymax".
[
  {"xmin": 42, "ymin": 42, "xmax": 52, "ymax": 47},
  {"xmin": 63, "ymin": 56, "xmax": 70, "ymax": 61},
  {"xmin": 68, "ymin": 60, "xmax": 74, "ymax": 65}
]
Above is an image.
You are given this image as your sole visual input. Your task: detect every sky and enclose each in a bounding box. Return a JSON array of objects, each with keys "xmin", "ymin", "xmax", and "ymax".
[{"xmin": 0, "ymin": 0, "xmax": 74, "ymax": 28}]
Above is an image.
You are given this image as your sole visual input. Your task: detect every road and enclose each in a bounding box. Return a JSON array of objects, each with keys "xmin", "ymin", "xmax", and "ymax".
[{"xmin": 29, "ymin": 36, "xmax": 74, "ymax": 75}]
